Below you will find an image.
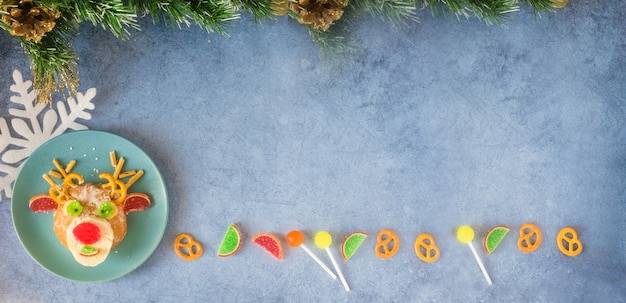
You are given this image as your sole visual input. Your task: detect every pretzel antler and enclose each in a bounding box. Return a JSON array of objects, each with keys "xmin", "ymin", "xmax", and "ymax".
[
  {"xmin": 41, "ymin": 151, "xmax": 144, "ymax": 204},
  {"xmin": 42, "ymin": 159, "xmax": 83, "ymax": 202},
  {"xmin": 100, "ymin": 151, "xmax": 144, "ymax": 204}
]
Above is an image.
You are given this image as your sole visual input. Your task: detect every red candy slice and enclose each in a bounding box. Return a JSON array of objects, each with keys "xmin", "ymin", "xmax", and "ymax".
[
  {"xmin": 252, "ymin": 233, "xmax": 283, "ymax": 260},
  {"xmin": 73, "ymin": 222, "xmax": 101, "ymax": 244},
  {"xmin": 29, "ymin": 194, "xmax": 58, "ymax": 213},
  {"xmin": 123, "ymin": 193, "xmax": 151, "ymax": 213}
]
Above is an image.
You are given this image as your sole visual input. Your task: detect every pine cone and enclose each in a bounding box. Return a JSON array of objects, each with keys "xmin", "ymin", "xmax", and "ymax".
[
  {"xmin": 1, "ymin": 0, "xmax": 60, "ymax": 42},
  {"xmin": 290, "ymin": 0, "xmax": 349, "ymax": 31}
]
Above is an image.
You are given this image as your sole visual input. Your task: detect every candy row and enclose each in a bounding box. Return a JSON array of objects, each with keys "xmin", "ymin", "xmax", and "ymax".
[
  {"xmin": 174, "ymin": 223, "xmax": 581, "ymax": 260},
  {"xmin": 173, "ymin": 223, "xmax": 582, "ymax": 289}
]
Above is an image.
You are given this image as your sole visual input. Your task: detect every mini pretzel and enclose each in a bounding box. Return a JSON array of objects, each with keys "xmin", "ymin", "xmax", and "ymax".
[
  {"xmin": 414, "ymin": 233, "xmax": 440, "ymax": 263},
  {"xmin": 517, "ymin": 223, "xmax": 542, "ymax": 253},
  {"xmin": 375, "ymin": 229, "xmax": 399, "ymax": 259},
  {"xmin": 557, "ymin": 227, "xmax": 583, "ymax": 257},
  {"xmin": 174, "ymin": 233, "xmax": 203, "ymax": 261}
]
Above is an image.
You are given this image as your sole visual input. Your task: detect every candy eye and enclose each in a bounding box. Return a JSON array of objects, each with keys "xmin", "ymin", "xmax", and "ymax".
[
  {"xmin": 66, "ymin": 201, "xmax": 83, "ymax": 216},
  {"xmin": 97, "ymin": 202, "xmax": 117, "ymax": 219}
]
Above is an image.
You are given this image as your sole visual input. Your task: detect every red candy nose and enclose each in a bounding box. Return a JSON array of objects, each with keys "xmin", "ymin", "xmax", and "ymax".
[{"xmin": 73, "ymin": 222, "xmax": 101, "ymax": 244}]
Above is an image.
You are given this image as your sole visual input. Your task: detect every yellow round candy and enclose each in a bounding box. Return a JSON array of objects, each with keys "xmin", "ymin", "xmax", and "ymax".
[
  {"xmin": 457, "ymin": 225, "xmax": 475, "ymax": 243},
  {"xmin": 314, "ymin": 231, "xmax": 332, "ymax": 249}
]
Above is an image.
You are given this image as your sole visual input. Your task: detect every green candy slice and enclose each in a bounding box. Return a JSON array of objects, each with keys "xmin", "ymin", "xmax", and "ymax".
[
  {"xmin": 217, "ymin": 224, "xmax": 242, "ymax": 257},
  {"xmin": 483, "ymin": 226, "xmax": 510, "ymax": 255},
  {"xmin": 341, "ymin": 232, "xmax": 368, "ymax": 261}
]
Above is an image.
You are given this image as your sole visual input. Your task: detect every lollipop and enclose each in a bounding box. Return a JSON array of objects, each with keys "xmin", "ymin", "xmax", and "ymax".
[
  {"xmin": 286, "ymin": 230, "xmax": 337, "ymax": 279},
  {"xmin": 315, "ymin": 231, "xmax": 350, "ymax": 292},
  {"xmin": 457, "ymin": 225, "xmax": 492, "ymax": 285}
]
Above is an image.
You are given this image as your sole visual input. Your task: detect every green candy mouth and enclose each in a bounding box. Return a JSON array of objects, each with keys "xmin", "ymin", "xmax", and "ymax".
[{"xmin": 79, "ymin": 245, "xmax": 99, "ymax": 256}]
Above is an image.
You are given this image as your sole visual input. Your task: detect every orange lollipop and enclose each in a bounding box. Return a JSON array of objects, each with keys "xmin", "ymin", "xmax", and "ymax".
[{"xmin": 286, "ymin": 230, "xmax": 337, "ymax": 279}]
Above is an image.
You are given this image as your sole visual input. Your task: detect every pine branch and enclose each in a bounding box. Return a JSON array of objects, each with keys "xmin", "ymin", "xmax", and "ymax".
[
  {"xmin": 518, "ymin": 0, "xmax": 555, "ymax": 12},
  {"xmin": 300, "ymin": 0, "xmax": 419, "ymax": 61},
  {"xmin": 230, "ymin": 0, "xmax": 276, "ymax": 19},
  {"xmin": 465, "ymin": 0, "xmax": 519, "ymax": 25},
  {"xmin": 0, "ymin": 5, "xmax": 9, "ymax": 32},
  {"xmin": 421, "ymin": 0, "xmax": 519, "ymax": 25},
  {"xmin": 421, "ymin": 0, "xmax": 553, "ymax": 24},
  {"xmin": 70, "ymin": 0, "xmax": 139, "ymax": 39},
  {"xmin": 19, "ymin": 13, "xmax": 79, "ymax": 104},
  {"xmin": 421, "ymin": 0, "xmax": 465, "ymax": 17},
  {"xmin": 1, "ymin": 0, "xmax": 560, "ymax": 105},
  {"xmin": 38, "ymin": 0, "xmax": 139, "ymax": 39},
  {"xmin": 126, "ymin": 0, "xmax": 239, "ymax": 34},
  {"xmin": 310, "ymin": 26, "xmax": 359, "ymax": 62},
  {"xmin": 350, "ymin": 0, "xmax": 419, "ymax": 26}
]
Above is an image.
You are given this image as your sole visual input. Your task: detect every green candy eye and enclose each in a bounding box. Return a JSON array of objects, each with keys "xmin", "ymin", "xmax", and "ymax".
[
  {"xmin": 66, "ymin": 201, "xmax": 83, "ymax": 216},
  {"xmin": 97, "ymin": 202, "xmax": 117, "ymax": 219}
]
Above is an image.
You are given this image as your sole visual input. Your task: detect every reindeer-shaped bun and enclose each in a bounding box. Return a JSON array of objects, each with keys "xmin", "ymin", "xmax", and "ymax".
[{"xmin": 29, "ymin": 151, "xmax": 151, "ymax": 267}]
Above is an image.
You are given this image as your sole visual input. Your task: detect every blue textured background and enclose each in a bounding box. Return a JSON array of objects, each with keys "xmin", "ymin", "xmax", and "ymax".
[{"xmin": 1, "ymin": 2, "xmax": 625, "ymax": 302}]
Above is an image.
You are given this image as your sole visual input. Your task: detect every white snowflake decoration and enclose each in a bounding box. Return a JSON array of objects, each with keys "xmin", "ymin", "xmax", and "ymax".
[{"xmin": 0, "ymin": 70, "xmax": 96, "ymax": 200}]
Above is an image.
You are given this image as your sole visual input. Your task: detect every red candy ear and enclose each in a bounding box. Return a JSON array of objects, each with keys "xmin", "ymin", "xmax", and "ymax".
[
  {"xmin": 123, "ymin": 193, "xmax": 151, "ymax": 213},
  {"xmin": 29, "ymin": 194, "xmax": 58, "ymax": 213}
]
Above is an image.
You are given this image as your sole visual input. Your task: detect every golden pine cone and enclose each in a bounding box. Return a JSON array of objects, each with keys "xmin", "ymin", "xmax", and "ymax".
[
  {"xmin": 1, "ymin": 0, "xmax": 60, "ymax": 42},
  {"xmin": 290, "ymin": 0, "xmax": 349, "ymax": 31}
]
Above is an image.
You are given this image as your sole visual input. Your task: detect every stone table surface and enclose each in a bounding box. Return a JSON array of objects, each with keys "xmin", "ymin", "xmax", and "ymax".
[{"xmin": 0, "ymin": 2, "xmax": 625, "ymax": 302}]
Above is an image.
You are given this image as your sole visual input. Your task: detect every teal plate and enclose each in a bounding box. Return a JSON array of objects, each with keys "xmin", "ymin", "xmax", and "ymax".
[{"xmin": 11, "ymin": 130, "xmax": 168, "ymax": 282}]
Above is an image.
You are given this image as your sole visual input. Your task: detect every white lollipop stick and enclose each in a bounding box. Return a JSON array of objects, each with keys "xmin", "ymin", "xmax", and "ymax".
[
  {"xmin": 300, "ymin": 244, "xmax": 337, "ymax": 279},
  {"xmin": 325, "ymin": 247, "xmax": 350, "ymax": 292},
  {"xmin": 467, "ymin": 241, "xmax": 492, "ymax": 285}
]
